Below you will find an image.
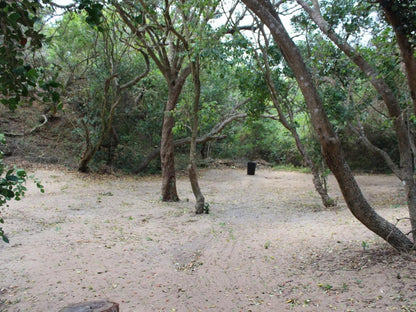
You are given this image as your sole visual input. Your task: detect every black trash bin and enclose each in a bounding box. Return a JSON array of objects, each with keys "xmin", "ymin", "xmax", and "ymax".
[{"xmin": 247, "ymin": 161, "xmax": 256, "ymax": 175}]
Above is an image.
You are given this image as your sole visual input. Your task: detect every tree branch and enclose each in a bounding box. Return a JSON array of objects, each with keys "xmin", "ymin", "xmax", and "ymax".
[{"xmin": 4, "ymin": 115, "xmax": 48, "ymax": 137}]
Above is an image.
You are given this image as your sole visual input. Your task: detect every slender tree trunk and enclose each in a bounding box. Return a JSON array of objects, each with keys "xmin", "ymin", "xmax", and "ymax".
[
  {"xmin": 189, "ymin": 60, "xmax": 205, "ymax": 214},
  {"xmin": 242, "ymin": 0, "xmax": 414, "ymax": 251},
  {"xmin": 256, "ymin": 31, "xmax": 334, "ymax": 208}
]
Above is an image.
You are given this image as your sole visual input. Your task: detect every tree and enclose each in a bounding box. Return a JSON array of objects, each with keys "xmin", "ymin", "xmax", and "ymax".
[
  {"xmin": 113, "ymin": 1, "xmax": 193, "ymax": 201},
  {"xmin": 179, "ymin": 0, "xmax": 220, "ymax": 213},
  {"xmin": 240, "ymin": 0, "xmax": 414, "ymax": 251},
  {"xmin": 239, "ymin": 16, "xmax": 335, "ymax": 208},
  {"xmin": 113, "ymin": 0, "xmax": 221, "ymax": 203},
  {"xmin": 76, "ymin": 16, "xmax": 150, "ymax": 172},
  {"xmin": 294, "ymin": 0, "xmax": 416, "ymax": 244}
]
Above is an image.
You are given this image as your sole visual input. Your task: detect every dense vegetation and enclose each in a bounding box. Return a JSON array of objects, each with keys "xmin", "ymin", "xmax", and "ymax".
[{"xmin": 1, "ymin": 0, "xmax": 404, "ymax": 174}]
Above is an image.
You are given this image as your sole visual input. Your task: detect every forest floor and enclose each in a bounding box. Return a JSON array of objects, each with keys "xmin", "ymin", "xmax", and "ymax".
[{"xmin": 0, "ymin": 163, "xmax": 416, "ymax": 312}]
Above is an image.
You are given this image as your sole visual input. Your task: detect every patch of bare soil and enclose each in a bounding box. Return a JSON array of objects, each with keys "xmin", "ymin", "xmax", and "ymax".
[{"xmin": 0, "ymin": 165, "xmax": 415, "ymax": 312}]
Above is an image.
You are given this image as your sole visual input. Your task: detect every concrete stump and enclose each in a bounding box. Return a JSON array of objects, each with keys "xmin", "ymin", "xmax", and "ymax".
[{"xmin": 59, "ymin": 300, "xmax": 119, "ymax": 312}]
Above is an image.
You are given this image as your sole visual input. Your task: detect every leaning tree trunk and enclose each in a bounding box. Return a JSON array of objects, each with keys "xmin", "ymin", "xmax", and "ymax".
[
  {"xmin": 189, "ymin": 60, "xmax": 205, "ymax": 214},
  {"xmin": 296, "ymin": 0, "xmax": 416, "ymax": 245},
  {"xmin": 242, "ymin": 0, "xmax": 414, "ymax": 251}
]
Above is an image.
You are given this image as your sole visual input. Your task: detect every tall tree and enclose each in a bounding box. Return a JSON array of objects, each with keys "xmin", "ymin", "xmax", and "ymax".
[
  {"xmin": 240, "ymin": 0, "xmax": 414, "ymax": 251},
  {"xmin": 294, "ymin": 0, "xmax": 416, "ymax": 244},
  {"xmin": 113, "ymin": 1, "xmax": 196, "ymax": 201},
  {"xmin": 179, "ymin": 0, "xmax": 219, "ymax": 213}
]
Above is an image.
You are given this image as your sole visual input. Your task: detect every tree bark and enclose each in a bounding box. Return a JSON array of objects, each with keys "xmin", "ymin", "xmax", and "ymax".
[
  {"xmin": 160, "ymin": 66, "xmax": 191, "ymax": 201},
  {"xmin": 160, "ymin": 90, "xmax": 180, "ymax": 201},
  {"xmin": 188, "ymin": 59, "xmax": 205, "ymax": 214},
  {"xmin": 241, "ymin": 0, "xmax": 414, "ymax": 251}
]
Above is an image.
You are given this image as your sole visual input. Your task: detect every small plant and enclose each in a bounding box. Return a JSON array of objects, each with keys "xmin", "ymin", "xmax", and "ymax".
[
  {"xmin": 203, "ymin": 203, "xmax": 210, "ymax": 214},
  {"xmin": 362, "ymin": 241, "xmax": 370, "ymax": 251},
  {"xmin": 318, "ymin": 283, "xmax": 333, "ymax": 291},
  {"xmin": 264, "ymin": 240, "xmax": 271, "ymax": 249},
  {"xmin": 99, "ymin": 191, "xmax": 113, "ymax": 196}
]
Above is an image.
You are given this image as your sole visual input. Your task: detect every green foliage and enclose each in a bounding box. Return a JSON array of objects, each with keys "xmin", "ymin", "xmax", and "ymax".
[
  {"xmin": 0, "ymin": 0, "xmax": 410, "ymax": 176},
  {"xmin": 77, "ymin": 0, "xmax": 104, "ymax": 28},
  {"xmin": 379, "ymin": 0, "xmax": 416, "ymax": 46},
  {"xmin": 47, "ymin": 10, "xmax": 158, "ymax": 171},
  {"xmin": 0, "ymin": 0, "xmax": 61, "ymax": 109},
  {"xmin": 319, "ymin": 0, "xmax": 374, "ymax": 38}
]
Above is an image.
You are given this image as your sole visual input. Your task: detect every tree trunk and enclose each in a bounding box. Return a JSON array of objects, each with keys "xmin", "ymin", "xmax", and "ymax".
[
  {"xmin": 78, "ymin": 119, "xmax": 98, "ymax": 173},
  {"xmin": 59, "ymin": 300, "xmax": 119, "ymax": 312},
  {"xmin": 189, "ymin": 60, "xmax": 205, "ymax": 214},
  {"xmin": 296, "ymin": 0, "xmax": 416, "ymax": 242},
  {"xmin": 160, "ymin": 91, "xmax": 179, "ymax": 201},
  {"xmin": 242, "ymin": 0, "xmax": 414, "ymax": 251},
  {"xmin": 256, "ymin": 31, "xmax": 335, "ymax": 208}
]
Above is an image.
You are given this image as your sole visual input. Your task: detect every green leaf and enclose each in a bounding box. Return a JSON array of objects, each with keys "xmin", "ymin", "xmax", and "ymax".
[
  {"xmin": 2, "ymin": 234, "xmax": 9, "ymax": 243},
  {"xmin": 47, "ymin": 81, "xmax": 61, "ymax": 88},
  {"xmin": 16, "ymin": 169, "xmax": 26, "ymax": 177},
  {"xmin": 52, "ymin": 91, "xmax": 60, "ymax": 103},
  {"xmin": 27, "ymin": 68, "xmax": 38, "ymax": 79},
  {"xmin": 8, "ymin": 12, "xmax": 21, "ymax": 25},
  {"xmin": 0, "ymin": 187, "xmax": 14, "ymax": 198}
]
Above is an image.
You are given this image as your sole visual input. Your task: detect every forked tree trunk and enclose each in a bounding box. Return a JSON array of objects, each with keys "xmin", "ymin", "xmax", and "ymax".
[{"xmin": 242, "ymin": 0, "xmax": 414, "ymax": 251}]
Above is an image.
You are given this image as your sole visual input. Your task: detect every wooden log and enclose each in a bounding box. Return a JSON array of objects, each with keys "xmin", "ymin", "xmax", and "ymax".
[{"xmin": 59, "ymin": 300, "xmax": 119, "ymax": 312}]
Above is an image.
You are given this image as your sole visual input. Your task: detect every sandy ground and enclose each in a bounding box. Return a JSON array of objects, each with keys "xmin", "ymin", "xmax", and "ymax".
[{"xmin": 0, "ymin": 164, "xmax": 415, "ymax": 312}]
